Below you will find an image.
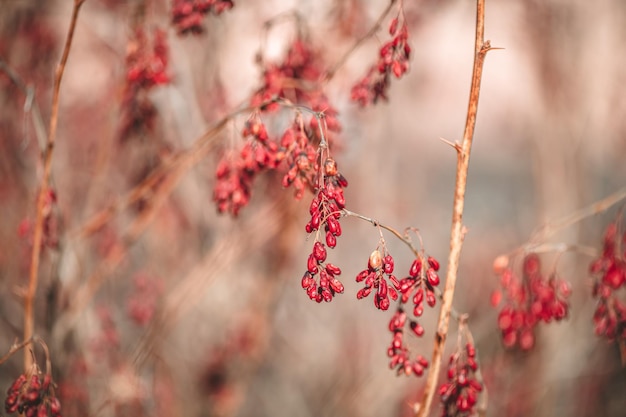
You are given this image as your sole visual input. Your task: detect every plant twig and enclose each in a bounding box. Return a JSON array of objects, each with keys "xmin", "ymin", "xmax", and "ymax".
[
  {"xmin": 323, "ymin": 0, "xmax": 398, "ymax": 82},
  {"xmin": 24, "ymin": 0, "xmax": 85, "ymax": 372},
  {"xmin": 417, "ymin": 0, "xmax": 492, "ymax": 415},
  {"xmin": 530, "ymin": 185, "xmax": 626, "ymax": 244}
]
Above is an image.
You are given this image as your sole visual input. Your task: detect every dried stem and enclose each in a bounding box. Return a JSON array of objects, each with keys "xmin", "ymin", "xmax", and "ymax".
[
  {"xmin": 530, "ymin": 185, "xmax": 626, "ymax": 244},
  {"xmin": 417, "ymin": 0, "xmax": 491, "ymax": 415},
  {"xmin": 24, "ymin": 0, "xmax": 85, "ymax": 371}
]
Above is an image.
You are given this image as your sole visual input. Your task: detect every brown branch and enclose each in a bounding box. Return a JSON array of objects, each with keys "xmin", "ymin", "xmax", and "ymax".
[
  {"xmin": 416, "ymin": 0, "xmax": 492, "ymax": 415},
  {"xmin": 24, "ymin": 0, "xmax": 85, "ymax": 372}
]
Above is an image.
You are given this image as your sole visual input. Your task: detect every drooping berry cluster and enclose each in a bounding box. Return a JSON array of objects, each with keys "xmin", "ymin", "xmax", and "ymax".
[
  {"xmin": 119, "ymin": 27, "xmax": 170, "ymax": 141},
  {"xmin": 212, "ymin": 37, "xmax": 342, "ymax": 215},
  {"xmin": 301, "ymin": 157, "xmax": 347, "ymax": 302},
  {"xmin": 302, "ymin": 241, "xmax": 344, "ymax": 302},
  {"xmin": 439, "ymin": 342, "xmax": 483, "ymax": 417},
  {"xmin": 213, "ymin": 115, "xmax": 282, "ymax": 215},
  {"xmin": 589, "ymin": 222, "xmax": 626, "ymax": 343},
  {"xmin": 491, "ymin": 254, "xmax": 571, "ymax": 350},
  {"xmin": 280, "ymin": 117, "xmax": 318, "ymax": 199},
  {"xmin": 5, "ymin": 373, "xmax": 62, "ymax": 417},
  {"xmin": 387, "ymin": 307, "xmax": 429, "ymax": 376},
  {"xmin": 356, "ymin": 249, "xmax": 399, "ymax": 311},
  {"xmin": 398, "ymin": 256, "xmax": 440, "ymax": 316},
  {"xmin": 382, "ymin": 254, "xmax": 440, "ymax": 376},
  {"xmin": 171, "ymin": 0, "xmax": 234, "ymax": 35},
  {"xmin": 351, "ymin": 13, "xmax": 411, "ymax": 106}
]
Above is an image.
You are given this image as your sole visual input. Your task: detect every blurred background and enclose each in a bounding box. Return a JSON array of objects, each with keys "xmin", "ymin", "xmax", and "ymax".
[{"xmin": 1, "ymin": 0, "xmax": 626, "ymax": 416}]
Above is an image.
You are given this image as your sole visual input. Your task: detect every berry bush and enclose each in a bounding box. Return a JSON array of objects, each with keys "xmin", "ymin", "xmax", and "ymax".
[{"xmin": 1, "ymin": 0, "xmax": 626, "ymax": 416}]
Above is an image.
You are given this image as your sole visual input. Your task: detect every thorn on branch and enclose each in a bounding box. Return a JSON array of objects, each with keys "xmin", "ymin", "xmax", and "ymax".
[{"xmin": 439, "ymin": 137, "xmax": 461, "ymax": 153}]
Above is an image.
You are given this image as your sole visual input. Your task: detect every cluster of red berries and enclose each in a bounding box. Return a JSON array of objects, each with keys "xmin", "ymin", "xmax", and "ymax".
[
  {"xmin": 387, "ymin": 307, "xmax": 429, "ymax": 376},
  {"xmin": 356, "ymin": 249, "xmax": 440, "ymax": 376},
  {"xmin": 251, "ymin": 38, "xmax": 342, "ymax": 143},
  {"xmin": 356, "ymin": 249, "xmax": 399, "ymax": 311},
  {"xmin": 398, "ymin": 256, "xmax": 440, "ymax": 316},
  {"xmin": 171, "ymin": 0, "xmax": 234, "ymax": 35},
  {"xmin": 589, "ymin": 222, "xmax": 626, "ymax": 343},
  {"xmin": 213, "ymin": 115, "xmax": 282, "ymax": 215},
  {"xmin": 302, "ymin": 241, "xmax": 344, "ymax": 303},
  {"xmin": 213, "ymin": 37, "xmax": 342, "ymax": 215},
  {"xmin": 5, "ymin": 373, "xmax": 62, "ymax": 417},
  {"xmin": 351, "ymin": 15, "xmax": 411, "ymax": 106},
  {"xmin": 120, "ymin": 27, "xmax": 169, "ymax": 141},
  {"xmin": 280, "ymin": 118, "xmax": 318, "ymax": 199},
  {"xmin": 491, "ymin": 254, "xmax": 571, "ymax": 350},
  {"xmin": 439, "ymin": 342, "xmax": 483, "ymax": 417},
  {"xmin": 300, "ymin": 157, "xmax": 347, "ymax": 302}
]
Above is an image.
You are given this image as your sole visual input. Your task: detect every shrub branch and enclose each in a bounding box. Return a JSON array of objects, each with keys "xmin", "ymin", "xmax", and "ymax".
[{"xmin": 417, "ymin": 0, "xmax": 493, "ymax": 415}]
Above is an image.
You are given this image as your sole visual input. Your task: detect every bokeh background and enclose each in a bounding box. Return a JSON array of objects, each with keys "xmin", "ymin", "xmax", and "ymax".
[{"xmin": 1, "ymin": 0, "xmax": 626, "ymax": 416}]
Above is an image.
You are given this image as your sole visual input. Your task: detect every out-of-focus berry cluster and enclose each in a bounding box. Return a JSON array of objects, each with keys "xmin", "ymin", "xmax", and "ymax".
[
  {"xmin": 300, "ymin": 157, "xmax": 347, "ymax": 303},
  {"xmin": 491, "ymin": 253, "xmax": 571, "ymax": 350},
  {"xmin": 5, "ymin": 373, "xmax": 62, "ymax": 417},
  {"xmin": 171, "ymin": 0, "xmax": 234, "ymax": 35},
  {"xmin": 351, "ymin": 14, "xmax": 411, "ymax": 106},
  {"xmin": 590, "ymin": 222, "xmax": 626, "ymax": 343},
  {"xmin": 213, "ymin": 115, "xmax": 282, "ymax": 215},
  {"xmin": 119, "ymin": 27, "xmax": 170, "ymax": 141},
  {"xmin": 439, "ymin": 342, "xmax": 483, "ymax": 417},
  {"xmin": 213, "ymin": 37, "xmax": 341, "ymax": 216}
]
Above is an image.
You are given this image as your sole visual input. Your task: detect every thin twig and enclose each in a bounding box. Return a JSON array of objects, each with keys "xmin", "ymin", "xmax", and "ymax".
[
  {"xmin": 530, "ymin": 185, "xmax": 626, "ymax": 244},
  {"xmin": 24, "ymin": 0, "xmax": 85, "ymax": 372},
  {"xmin": 342, "ymin": 208, "xmax": 420, "ymax": 257},
  {"xmin": 417, "ymin": 0, "xmax": 491, "ymax": 415},
  {"xmin": 0, "ymin": 338, "xmax": 33, "ymax": 366},
  {"xmin": 323, "ymin": 0, "xmax": 398, "ymax": 82}
]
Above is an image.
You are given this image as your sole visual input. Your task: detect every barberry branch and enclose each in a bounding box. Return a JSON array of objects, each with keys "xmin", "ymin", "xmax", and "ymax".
[
  {"xmin": 24, "ymin": 0, "xmax": 85, "ymax": 371},
  {"xmin": 417, "ymin": 0, "xmax": 493, "ymax": 415}
]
